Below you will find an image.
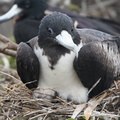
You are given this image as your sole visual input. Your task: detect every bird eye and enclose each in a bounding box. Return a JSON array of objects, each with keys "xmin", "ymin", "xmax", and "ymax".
[
  {"xmin": 25, "ymin": 0, "xmax": 30, "ymax": 8},
  {"xmin": 71, "ymin": 28, "xmax": 74, "ymax": 32},
  {"xmin": 48, "ymin": 28, "xmax": 54, "ymax": 34}
]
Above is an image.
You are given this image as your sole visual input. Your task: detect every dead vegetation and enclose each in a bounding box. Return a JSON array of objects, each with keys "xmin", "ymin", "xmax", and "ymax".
[
  {"xmin": 0, "ymin": 0, "xmax": 120, "ymax": 118},
  {"xmin": 0, "ymin": 63, "xmax": 119, "ymax": 120},
  {"xmin": 0, "ymin": 34, "xmax": 18, "ymax": 57}
]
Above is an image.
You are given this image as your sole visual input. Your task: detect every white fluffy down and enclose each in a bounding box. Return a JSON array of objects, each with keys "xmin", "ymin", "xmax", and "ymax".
[{"xmin": 33, "ymin": 43, "xmax": 88, "ymax": 103}]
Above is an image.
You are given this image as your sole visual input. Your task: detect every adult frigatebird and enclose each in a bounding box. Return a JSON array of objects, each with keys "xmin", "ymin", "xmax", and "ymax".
[{"xmin": 0, "ymin": 0, "xmax": 120, "ymax": 43}]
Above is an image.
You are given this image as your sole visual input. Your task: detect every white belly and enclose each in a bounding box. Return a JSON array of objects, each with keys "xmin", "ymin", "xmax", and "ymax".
[{"xmin": 34, "ymin": 46, "xmax": 88, "ymax": 103}]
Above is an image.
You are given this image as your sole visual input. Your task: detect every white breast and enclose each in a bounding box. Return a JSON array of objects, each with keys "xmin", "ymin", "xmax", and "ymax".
[{"xmin": 33, "ymin": 44, "xmax": 88, "ymax": 103}]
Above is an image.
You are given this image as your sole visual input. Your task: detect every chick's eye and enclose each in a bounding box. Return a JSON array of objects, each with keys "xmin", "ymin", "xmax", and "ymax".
[{"xmin": 48, "ymin": 28, "xmax": 54, "ymax": 34}]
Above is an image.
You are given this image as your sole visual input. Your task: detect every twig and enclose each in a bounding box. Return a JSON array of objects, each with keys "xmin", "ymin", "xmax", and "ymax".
[
  {"xmin": 0, "ymin": 45, "xmax": 17, "ymax": 57},
  {"xmin": 87, "ymin": 78, "xmax": 101, "ymax": 95},
  {"xmin": 92, "ymin": 111, "xmax": 119, "ymax": 118},
  {"xmin": 114, "ymin": 81, "xmax": 119, "ymax": 89},
  {"xmin": 29, "ymin": 110, "xmax": 56, "ymax": 120},
  {"xmin": 24, "ymin": 109, "xmax": 48, "ymax": 117},
  {"xmin": 0, "ymin": 34, "xmax": 18, "ymax": 50},
  {"xmin": 43, "ymin": 114, "xmax": 48, "ymax": 120},
  {"xmin": 0, "ymin": 34, "xmax": 18, "ymax": 57},
  {"xmin": 0, "ymin": 70, "xmax": 20, "ymax": 81},
  {"xmin": 24, "ymin": 86, "xmax": 68, "ymax": 103}
]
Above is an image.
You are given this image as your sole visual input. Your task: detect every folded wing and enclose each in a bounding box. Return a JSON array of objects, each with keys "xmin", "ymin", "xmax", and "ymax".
[
  {"xmin": 16, "ymin": 39, "xmax": 40, "ymax": 89},
  {"xmin": 74, "ymin": 37, "xmax": 120, "ymax": 97}
]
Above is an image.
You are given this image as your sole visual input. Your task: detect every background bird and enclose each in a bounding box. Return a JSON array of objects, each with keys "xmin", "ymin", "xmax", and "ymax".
[
  {"xmin": 0, "ymin": 0, "xmax": 120, "ymax": 43},
  {"xmin": 16, "ymin": 12, "xmax": 120, "ymax": 103}
]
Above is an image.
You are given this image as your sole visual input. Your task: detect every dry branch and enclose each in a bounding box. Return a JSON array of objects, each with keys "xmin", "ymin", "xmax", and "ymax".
[
  {"xmin": 0, "ymin": 48, "xmax": 17, "ymax": 57},
  {"xmin": 0, "ymin": 34, "xmax": 18, "ymax": 57},
  {"xmin": 0, "ymin": 34, "xmax": 18, "ymax": 50},
  {"xmin": 0, "ymin": 79, "xmax": 119, "ymax": 120}
]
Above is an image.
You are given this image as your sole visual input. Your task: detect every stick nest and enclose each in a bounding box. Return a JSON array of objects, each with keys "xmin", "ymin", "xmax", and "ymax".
[{"xmin": 0, "ymin": 67, "xmax": 120, "ymax": 120}]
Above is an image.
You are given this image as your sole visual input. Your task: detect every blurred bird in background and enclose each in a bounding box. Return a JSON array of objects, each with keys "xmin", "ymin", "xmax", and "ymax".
[{"xmin": 0, "ymin": 0, "xmax": 120, "ymax": 43}]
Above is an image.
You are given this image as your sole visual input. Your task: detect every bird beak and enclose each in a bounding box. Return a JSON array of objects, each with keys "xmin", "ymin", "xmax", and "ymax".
[
  {"xmin": 56, "ymin": 30, "xmax": 78, "ymax": 57},
  {"xmin": 0, "ymin": 4, "xmax": 23, "ymax": 23}
]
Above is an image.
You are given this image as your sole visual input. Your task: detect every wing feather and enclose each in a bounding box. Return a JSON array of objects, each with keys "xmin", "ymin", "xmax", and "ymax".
[
  {"xmin": 16, "ymin": 42, "xmax": 40, "ymax": 89},
  {"xmin": 74, "ymin": 37, "xmax": 120, "ymax": 97}
]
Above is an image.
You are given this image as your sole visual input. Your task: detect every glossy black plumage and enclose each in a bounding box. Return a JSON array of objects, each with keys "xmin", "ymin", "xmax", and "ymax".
[
  {"xmin": 16, "ymin": 39, "xmax": 40, "ymax": 88},
  {"xmin": 16, "ymin": 12, "xmax": 120, "ymax": 103},
  {"xmin": 14, "ymin": 19, "xmax": 40, "ymax": 43},
  {"xmin": 74, "ymin": 37, "xmax": 120, "ymax": 97},
  {"xmin": 0, "ymin": 0, "xmax": 120, "ymax": 43}
]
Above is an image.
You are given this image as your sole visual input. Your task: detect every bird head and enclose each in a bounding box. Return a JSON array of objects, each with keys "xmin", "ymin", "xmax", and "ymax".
[
  {"xmin": 0, "ymin": 0, "xmax": 48, "ymax": 22},
  {"xmin": 38, "ymin": 12, "xmax": 80, "ymax": 57}
]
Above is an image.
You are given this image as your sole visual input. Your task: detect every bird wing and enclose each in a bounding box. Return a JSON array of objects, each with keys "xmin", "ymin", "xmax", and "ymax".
[
  {"xmin": 47, "ymin": 6, "xmax": 120, "ymax": 36},
  {"xmin": 77, "ymin": 28, "xmax": 113, "ymax": 44},
  {"xmin": 94, "ymin": 17, "xmax": 120, "ymax": 34},
  {"xmin": 16, "ymin": 38, "xmax": 40, "ymax": 89},
  {"xmin": 74, "ymin": 37, "xmax": 120, "ymax": 97}
]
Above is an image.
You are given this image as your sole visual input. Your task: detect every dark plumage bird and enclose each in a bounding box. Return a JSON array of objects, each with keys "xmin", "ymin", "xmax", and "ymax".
[
  {"xmin": 0, "ymin": 0, "xmax": 120, "ymax": 43},
  {"xmin": 16, "ymin": 12, "xmax": 120, "ymax": 103}
]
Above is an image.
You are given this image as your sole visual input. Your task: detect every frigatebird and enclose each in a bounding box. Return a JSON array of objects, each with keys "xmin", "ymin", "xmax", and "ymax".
[
  {"xmin": 16, "ymin": 12, "xmax": 120, "ymax": 103},
  {"xmin": 0, "ymin": 0, "xmax": 120, "ymax": 43}
]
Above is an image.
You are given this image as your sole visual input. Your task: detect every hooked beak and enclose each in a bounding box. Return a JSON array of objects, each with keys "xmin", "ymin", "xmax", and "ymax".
[
  {"xmin": 0, "ymin": 4, "xmax": 23, "ymax": 23},
  {"xmin": 56, "ymin": 30, "xmax": 79, "ymax": 57}
]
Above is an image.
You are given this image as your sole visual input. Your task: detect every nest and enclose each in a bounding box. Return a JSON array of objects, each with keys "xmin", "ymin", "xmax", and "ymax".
[{"xmin": 0, "ymin": 67, "xmax": 120, "ymax": 120}]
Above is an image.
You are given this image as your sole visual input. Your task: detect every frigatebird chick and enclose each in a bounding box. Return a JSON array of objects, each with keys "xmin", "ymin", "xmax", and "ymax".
[
  {"xmin": 16, "ymin": 12, "xmax": 120, "ymax": 103},
  {"xmin": 0, "ymin": 0, "xmax": 120, "ymax": 43}
]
